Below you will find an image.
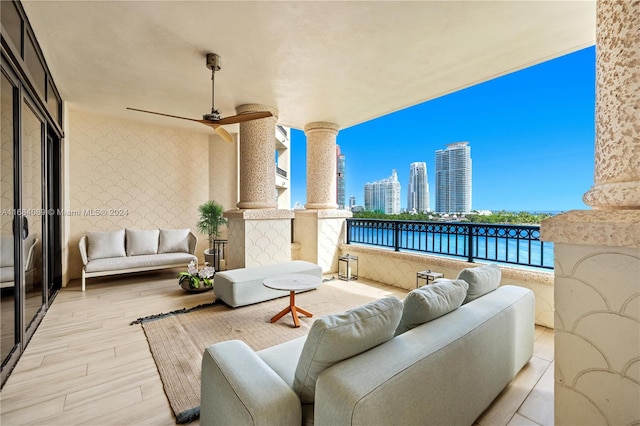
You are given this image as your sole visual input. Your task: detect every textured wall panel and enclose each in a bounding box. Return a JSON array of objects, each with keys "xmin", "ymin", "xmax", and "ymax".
[
  {"xmin": 317, "ymin": 218, "xmax": 345, "ymax": 272},
  {"xmin": 67, "ymin": 110, "xmax": 215, "ymax": 278},
  {"xmin": 244, "ymin": 219, "xmax": 291, "ymax": 267},
  {"xmin": 554, "ymin": 243, "xmax": 640, "ymax": 425}
]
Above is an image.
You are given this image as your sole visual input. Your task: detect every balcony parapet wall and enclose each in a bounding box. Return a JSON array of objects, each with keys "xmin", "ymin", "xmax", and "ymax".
[{"xmin": 339, "ymin": 243, "xmax": 554, "ymax": 328}]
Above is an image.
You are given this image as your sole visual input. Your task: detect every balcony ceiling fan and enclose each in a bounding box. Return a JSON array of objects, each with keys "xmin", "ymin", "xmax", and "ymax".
[{"xmin": 127, "ymin": 53, "xmax": 272, "ymax": 143}]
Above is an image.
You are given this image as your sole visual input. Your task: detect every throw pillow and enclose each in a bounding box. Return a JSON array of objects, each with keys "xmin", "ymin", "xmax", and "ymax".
[
  {"xmin": 292, "ymin": 296, "xmax": 403, "ymax": 404},
  {"xmin": 395, "ymin": 279, "xmax": 469, "ymax": 336},
  {"xmin": 457, "ymin": 263, "xmax": 502, "ymax": 304},
  {"xmin": 86, "ymin": 229, "xmax": 126, "ymax": 261},
  {"xmin": 126, "ymin": 229, "xmax": 160, "ymax": 256},
  {"xmin": 158, "ymin": 229, "xmax": 190, "ymax": 254}
]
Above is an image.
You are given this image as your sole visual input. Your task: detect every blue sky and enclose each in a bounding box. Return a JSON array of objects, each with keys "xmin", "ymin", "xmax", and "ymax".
[{"xmin": 289, "ymin": 46, "xmax": 595, "ymax": 213}]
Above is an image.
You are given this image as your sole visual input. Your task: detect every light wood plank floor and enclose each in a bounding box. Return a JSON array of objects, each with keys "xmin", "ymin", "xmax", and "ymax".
[{"xmin": 0, "ymin": 271, "xmax": 554, "ymax": 425}]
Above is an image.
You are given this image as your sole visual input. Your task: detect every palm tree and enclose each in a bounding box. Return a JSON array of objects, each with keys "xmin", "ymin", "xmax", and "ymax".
[{"xmin": 196, "ymin": 200, "xmax": 227, "ymax": 252}]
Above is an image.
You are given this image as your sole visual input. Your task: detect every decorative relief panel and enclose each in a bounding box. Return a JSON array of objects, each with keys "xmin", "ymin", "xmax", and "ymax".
[
  {"xmin": 225, "ymin": 216, "xmax": 245, "ymax": 270},
  {"xmin": 67, "ymin": 110, "xmax": 212, "ymax": 278},
  {"xmin": 244, "ymin": 219, "xmax": 291, "ymax": 267},
  {"xmin": 554, "ymin": 243, "xmax": 640, "ymax": 426},
  {"xmin": 317, "ymin": 218, "xmax": 346, "ymax": 272}
]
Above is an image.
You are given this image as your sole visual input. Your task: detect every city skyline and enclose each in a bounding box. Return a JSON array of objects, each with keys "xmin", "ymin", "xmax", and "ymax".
[{"xmin": 290, "ymin": 46, "xmax": 595, "ymax": 213}]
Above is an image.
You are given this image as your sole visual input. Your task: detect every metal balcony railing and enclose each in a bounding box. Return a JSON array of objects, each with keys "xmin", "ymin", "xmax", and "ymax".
[
  {"xmin": 346, "ymin": 218, "xmax": 553, "ymax": 269},
  {"xmin": 276, "ymin": 167, "xmax": 288, "ymax": 178}
]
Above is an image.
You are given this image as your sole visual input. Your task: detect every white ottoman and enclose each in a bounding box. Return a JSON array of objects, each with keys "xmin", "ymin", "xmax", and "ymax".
[{"xmin": 213, "ymin": 261, "xmax": 323, "ymax": 307}]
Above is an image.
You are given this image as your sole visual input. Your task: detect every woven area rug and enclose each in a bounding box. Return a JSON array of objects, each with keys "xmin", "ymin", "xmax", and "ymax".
[{"xmin": 137, "ymin": 282, "xmax": 380, "ymax": 423}]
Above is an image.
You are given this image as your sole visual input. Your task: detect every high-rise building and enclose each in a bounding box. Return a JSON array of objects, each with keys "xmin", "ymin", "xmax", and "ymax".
[
  {"xmin": 336, "ymin": 145, "xmax": 346, "ymax": 209},
  {"xmin": 349, "ymin": 196, "xmax": 356, "ymax": 210},
  {"xmin": 364, "ymin": 169, "xmax": 401, "ymax": 214},
  {"xmin": 435, "ymin": 142, "xmax": 472, "ymax": 213},
  {"xmin": 408, "ymin": 162, "xmax": 430, "ymax": 213}
]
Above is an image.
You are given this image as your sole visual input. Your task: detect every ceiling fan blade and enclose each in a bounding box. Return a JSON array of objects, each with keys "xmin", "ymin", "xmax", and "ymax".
[
  {"xmin": 126, "ymin": 107, "xmax": 202, "ymax": 123},
  {"xmin": 128, "ymin": 107, "xmax": 231, "ymax": 136},
  {"xmin": 214, "ymin": 111, "xmax": 272, "ymax": 125},
  {"xmin": 214, "ymin": 126, "xmax": 233, "ymax": 143}
]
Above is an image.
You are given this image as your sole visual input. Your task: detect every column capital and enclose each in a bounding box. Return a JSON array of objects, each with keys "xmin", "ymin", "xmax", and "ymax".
[
  {"xmin": 304, "ymin": 121, "xmax": 340, "ymax": 134},
  {"xmin": 236, "ymin": 103, "xmax": 279, "ymax": 120}
]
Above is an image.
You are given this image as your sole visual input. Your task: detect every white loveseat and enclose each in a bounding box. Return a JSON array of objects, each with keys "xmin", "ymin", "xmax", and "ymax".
[
  {"xmin": 201, "ymin": 264, "xmax": 535, "ymax": 426},
  {"xmin": 79, "ymin": 228, "xmax": 197, "ymax": 291},
  {"xmin": 1, "ymin": 233, "xmax": 38, "ymax": 289}
]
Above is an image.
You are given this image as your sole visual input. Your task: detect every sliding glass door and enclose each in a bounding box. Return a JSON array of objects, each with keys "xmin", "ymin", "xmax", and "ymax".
[
  {"xmin": 0, "ymin": 71, "xmax": 18, "ymax": 366},
  {"xmin": 1, "ymin": 0, "xmax": 63, "ymax": 387},
  {"xmin": 0, "ymin": 60, "xmax": 58, "ymax": 386},
  {"xmin": 21, "ymin": 97, "xmax": 45, "ymax": 333}
]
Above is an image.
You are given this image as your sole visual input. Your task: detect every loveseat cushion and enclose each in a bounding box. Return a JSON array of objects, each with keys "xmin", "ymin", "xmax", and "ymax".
[
  {"xmin": 457, "ymin": 263, "xmax": 501, "ymax": 304},
  {"xmin": 87, "ymin": 229, "xmax": 126, "ymax": 261},
  {"xmin": 158, "ymin": 228, "xmax": 190, "ymax": 253},
  {"xmin": 395, "ymin": 278, "xmax": 469, "ymax": 335},
  {"xmin": 84, "ymin": 252, "xmax": 197, "ymax": 273},
  {"xmin": 293, "ymin": 296, "xmax": 403, "ymax": 404},
  {"xmin": 126, "ymin": 229, "xmax": 159, "ymax": 256}
]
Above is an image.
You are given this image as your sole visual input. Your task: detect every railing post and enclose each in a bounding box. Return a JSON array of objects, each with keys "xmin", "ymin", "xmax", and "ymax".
[
  {"xmin": 346, "ymin": 219, "xmax": 351, "ymax": 244},
  {"xmin": 467, "ymin": 225, "xmax": 473, "ymax": 263},
  {"xmin": 394, "ymin": 221, "xmax": 400, "ymax": 252}
]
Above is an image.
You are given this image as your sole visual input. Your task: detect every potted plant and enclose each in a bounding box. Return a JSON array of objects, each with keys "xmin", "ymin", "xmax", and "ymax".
[
  {"xmin": 196, "ymin": 200, "xmax": 227, "ymax": 266},
  {"xmin": 178, "ymin": 260, "xmax": 215, "ymax": 292}
]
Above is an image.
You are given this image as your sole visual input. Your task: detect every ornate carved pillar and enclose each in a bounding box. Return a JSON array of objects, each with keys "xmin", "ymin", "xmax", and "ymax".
[
  {"xmin": 304, "ymin": 122, "xmax": 339, "ymax": 210},
  {"xmin": 236, "ymin": 104, "xmax": 278, "ymax": 210}
]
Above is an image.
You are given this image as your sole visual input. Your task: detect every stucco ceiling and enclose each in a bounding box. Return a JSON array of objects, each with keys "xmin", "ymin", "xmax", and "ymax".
[{"xmin": 22, "ymin": 1, "xmax": 596, "ymax": 134}]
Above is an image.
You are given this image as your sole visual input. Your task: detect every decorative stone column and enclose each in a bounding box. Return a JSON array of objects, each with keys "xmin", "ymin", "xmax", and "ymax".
[
  {"xmin": 541, "ymin": 2, "xmax": 640, "ymax": 425},
  {"xmin": 225, "ymin": 104, "xmax": 294, "ymax": 269},
  {"xmin": 304, "ymin": 122, "xmax": 339, "ymax": 210},
  {"xmin": 294, "ymin": 121, "xmax": 352, "ymax": 272},
  {"xmin": 582, "ymin": 0, "xmax": 640, "ymax": 210},
  {"xmin": 237, "ymin": 104, "xmax": 278, "ymax": 210}
]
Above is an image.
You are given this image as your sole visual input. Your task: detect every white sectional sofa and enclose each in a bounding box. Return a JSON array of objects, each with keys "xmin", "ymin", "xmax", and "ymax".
[
  {"xmin": 213, "ymin": 261, "xmax": 323, "ymax": 307},
  {"xmin": 201, "ymin": 264, "xmax": 535, "ymax": 426},
  {"xmin": 79, "ymin": 228, "xmax": 197, "ymax": 291}
]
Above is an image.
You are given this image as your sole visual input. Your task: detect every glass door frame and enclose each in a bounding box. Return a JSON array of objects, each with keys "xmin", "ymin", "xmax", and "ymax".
[{"xmin": 1, "ymin": 52, "xmax": 58, "ymax": 386}]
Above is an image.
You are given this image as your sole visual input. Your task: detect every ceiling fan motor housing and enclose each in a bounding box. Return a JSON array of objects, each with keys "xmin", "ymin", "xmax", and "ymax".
[{"xmin": 206, "ymin": 53, "xmax": 221, "ymax": 71}]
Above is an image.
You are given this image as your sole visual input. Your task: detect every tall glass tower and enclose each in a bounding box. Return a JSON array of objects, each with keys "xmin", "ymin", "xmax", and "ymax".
[
  {"xmin": 364, "ymin": 169, "xmax": 401, "ymax": 214},
  {"xmin": 435, "ymin": 142, "xmax": 472, "ymax": 213},
  {"xmin": 408, "ymin": 162, "xmax": 430, "ymax": 213}
]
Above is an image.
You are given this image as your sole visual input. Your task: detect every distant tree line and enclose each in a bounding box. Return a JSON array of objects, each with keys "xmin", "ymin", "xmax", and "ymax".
[{"xmin": 352, "ymin": 210, "xmax": 554, "ymax": 225}]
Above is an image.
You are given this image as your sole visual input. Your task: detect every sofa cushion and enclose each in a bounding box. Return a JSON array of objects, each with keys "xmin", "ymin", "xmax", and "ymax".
[
  {"xmin": 457, "ymin": 263, "xmax": 502, "ymax": 304},
  {"xmin": 395, "ymin": 279, "xmax": 469, "ymax": 335},
  {"xmin": 84, "ymin": 252, "xmax": 197, "ymax": 273},
  {"xmin": 86, "ymin": 229, "xmax": 126, "ymax": 261},
  {"xmin": 126, "ymin": 229, "xmax": 159, "ymax": 256},
  {"xmin": 158, "ymin": 229, "xmax": 190, "ymax": 253},
  {"xmin": 293, "ymin": 296, "xmax": 403, "ymax": 404}
]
